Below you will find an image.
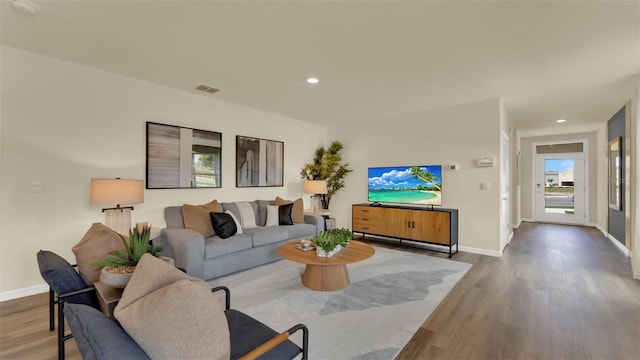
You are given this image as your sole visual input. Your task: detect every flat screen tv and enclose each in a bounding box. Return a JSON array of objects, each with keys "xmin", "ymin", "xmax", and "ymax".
[{"xmin": 368, "ymin": 165, "xmax": 442, "ymax": 206}]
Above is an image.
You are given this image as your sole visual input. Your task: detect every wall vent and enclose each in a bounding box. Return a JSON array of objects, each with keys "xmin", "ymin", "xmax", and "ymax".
[{"xmin": 195, "ymin": 84, "xmax": 220, "ymax": 94}]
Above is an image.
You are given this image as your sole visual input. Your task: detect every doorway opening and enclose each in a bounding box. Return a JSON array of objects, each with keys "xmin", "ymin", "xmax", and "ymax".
[{"xmin": 532, "ymin": 140, "xmax": 588, "ymax": 225}]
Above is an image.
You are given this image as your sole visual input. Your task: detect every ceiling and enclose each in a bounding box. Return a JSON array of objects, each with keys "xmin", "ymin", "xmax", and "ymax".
[{"xmin": 2, "ymin": 1, "xmax": 639, "ymax": 134}]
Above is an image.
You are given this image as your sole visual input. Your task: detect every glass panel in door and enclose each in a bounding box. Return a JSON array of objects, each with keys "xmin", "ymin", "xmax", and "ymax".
[
  {"xmin": 535, "ymin": 152, "xmax": 585, "ymax": 225},
  {"xmin": 543, "ymin": 158, "xmax": 575, "ymax": 215}
]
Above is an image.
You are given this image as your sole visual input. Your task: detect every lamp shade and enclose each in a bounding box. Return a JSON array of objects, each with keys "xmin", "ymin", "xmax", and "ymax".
[
  {"xmin": 90, "ymin": 178, "xmax": 144, "ymax": 205},
  {"xmin": 303, "ymin": 180, "xmax": 328, "ymax": 195}
]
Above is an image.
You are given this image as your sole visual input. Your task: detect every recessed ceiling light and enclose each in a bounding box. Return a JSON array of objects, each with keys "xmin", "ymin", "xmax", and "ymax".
[
  {"xmin": 306, "ymin": 77, "xmax": 319, "ymax": 84},
  {"xmin": 555, "ymin": 119, "xmax": 567, "ymax": 123}
]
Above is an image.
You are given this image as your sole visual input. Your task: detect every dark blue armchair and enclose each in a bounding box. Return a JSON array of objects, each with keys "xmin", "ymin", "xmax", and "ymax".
[
  {"xmin": 63, "ymin": 286, "xmax": 308, "ymax": 360},
  {"xmin": 37, "ymin": 250, "xmax": 98, "ymax": 360}
]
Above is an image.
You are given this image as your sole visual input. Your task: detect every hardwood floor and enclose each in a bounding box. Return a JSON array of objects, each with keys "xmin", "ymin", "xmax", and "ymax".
[
  {"xmin": 391, "ymin": 222, "xmax": 640, "ymax": 360},
  {"xmin": 1, "ymin": 222, "xmax": 638, "ymax": 359},
  {"xmin": 0, "ymin": 291, "xmax": 80, "ymax": 360}
]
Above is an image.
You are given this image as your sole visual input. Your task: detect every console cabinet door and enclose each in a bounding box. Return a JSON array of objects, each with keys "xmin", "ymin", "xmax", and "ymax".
[
  {"xmin": 411, "ymin": 211, "xmax": 450, "ymax": 244},
  {"xmin": 388, "ymin": 208, "xmax": 413, "ymax": 239}
]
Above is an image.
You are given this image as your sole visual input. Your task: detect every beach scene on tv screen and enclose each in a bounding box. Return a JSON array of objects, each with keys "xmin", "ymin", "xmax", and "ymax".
[{"xmin": 368, "ymin": 166, "xmax": 442, "ymax": 205}]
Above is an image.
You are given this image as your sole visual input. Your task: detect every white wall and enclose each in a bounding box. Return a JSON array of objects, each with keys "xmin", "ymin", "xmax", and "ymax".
[
  {"xmin": 0, "ymin": 46, "xmax": 327, "ymax": 296},
  {"xmin": 329, "ymin": 99, "xmax": 503, "ymax": 256}
]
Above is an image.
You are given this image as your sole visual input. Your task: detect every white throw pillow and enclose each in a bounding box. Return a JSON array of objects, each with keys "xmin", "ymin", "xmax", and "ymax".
[
  {"xmin": 265, "ymin": 205, "xmax": 279, "ymax": 227},
  {"xmin": 234, "ymin": 201, "xmax": 257, "ymax": 228},
  {"xmin": 225, "ymin": 210, "xmax": 243, "ymax": 234}
]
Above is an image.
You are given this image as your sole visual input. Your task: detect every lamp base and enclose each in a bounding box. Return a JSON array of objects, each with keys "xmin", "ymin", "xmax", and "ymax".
[
  {"xmin": 104, "ymin": 208, "xmax": 131, "ymax": 235},
  {"xmin": 311, "ymin": 195, "xmax": 326, "ymax": 212}
]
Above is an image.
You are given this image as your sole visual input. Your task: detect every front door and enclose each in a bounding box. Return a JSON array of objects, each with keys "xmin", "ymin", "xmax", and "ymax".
[{"xmin": 534, "ymin": 152, "xmax": 585, "ymax": 224}]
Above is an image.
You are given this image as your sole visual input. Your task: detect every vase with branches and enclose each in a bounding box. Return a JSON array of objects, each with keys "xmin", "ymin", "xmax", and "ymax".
[{"xmin": 300, "ymin": 141, "xmax": 352, "ymax": 209}]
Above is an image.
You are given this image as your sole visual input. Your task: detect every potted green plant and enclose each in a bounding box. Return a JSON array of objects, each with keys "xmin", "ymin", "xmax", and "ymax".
[
  {"xmin": 300, "ymin": 141, "xmax": 352, "ymax": 210},
  {"xmin": 311, "ymin": 228, "xmax": 353, "ymax": 257},
  {"xmin": 91, "ymin": 224, "xmax": 164, "ymax": 287}
]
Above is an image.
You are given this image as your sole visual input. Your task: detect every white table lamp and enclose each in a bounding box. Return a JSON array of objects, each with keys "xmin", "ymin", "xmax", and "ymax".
[
  {"xmin": 303, "ymin": 180, "xmax": 328, "ymax": 211},
  {"xmin": 90, "ymin": 178, "xmax": 144, "ymax": 234}
]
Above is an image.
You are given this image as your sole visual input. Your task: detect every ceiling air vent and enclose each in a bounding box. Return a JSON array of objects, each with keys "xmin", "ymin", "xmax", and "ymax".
[{"xmin": 195, "ymin": 84, "xmax": 220, "ymax": 94}]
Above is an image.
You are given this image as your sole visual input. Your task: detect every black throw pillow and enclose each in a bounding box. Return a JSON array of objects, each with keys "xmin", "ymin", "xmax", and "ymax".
[
  {"xmin": 209, "ymin": 212, "xmax": 238, "ymax": 239},
  {"xmin": 278, "ymin": 203, "xmax": 294, "ymax": 226}
]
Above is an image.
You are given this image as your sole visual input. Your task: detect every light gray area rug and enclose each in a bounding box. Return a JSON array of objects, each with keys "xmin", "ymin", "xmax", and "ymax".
[{"xmin": 209, "ymin": 246, "xmax": 471, "ymax": 360}]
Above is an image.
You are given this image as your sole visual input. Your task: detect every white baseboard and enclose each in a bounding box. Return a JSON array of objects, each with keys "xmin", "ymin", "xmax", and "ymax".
[
  {"xmin": 499, "ymin": 230, "xmax": 514, "ymax": 254},
  {"xmin": 590, "ymin": 223, "xmax": 606, "ymax": 234},
  {"xmin": 606, "ymin": 234, "xmax": 631, "ymax": 257},
  {"xmin": 459, "ymin": 246, "xmax": 502, "ymax": 257},
  {"xmin": 520, "ymin": 218, "xmax": 534, "ymax": 223},
  {"xmin": 0, "ymin": 284, "xmax": 48, "ymax": 302},
  {"xmin": 590, "ymin": 223, "xmax": 631, "ymax": 257}
]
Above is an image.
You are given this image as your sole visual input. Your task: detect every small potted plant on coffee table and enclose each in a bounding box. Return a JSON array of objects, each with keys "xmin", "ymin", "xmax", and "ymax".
[
  {"xmin": 91, "ymin": 224, "xmax": 164, "ymax": 287},
  {"xmin": 311, "ymin": 228, "xmax": 353, "ymax": 257}
]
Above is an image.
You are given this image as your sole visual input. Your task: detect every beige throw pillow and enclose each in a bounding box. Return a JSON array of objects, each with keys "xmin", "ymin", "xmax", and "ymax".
[
  {"xmin": 72, "ymin": 223, "xmax": 125, "ymax": 284},
  {"xmin": 114, "ymin": 254, "xmax": 230, "ymax": 360},
  {"xmin": 274, "ymin": 197, "xmax": 305, "ymax": 223},
  {"xmin": 182, "ymin": 200, "xmax": 222, "ymax": 237}
]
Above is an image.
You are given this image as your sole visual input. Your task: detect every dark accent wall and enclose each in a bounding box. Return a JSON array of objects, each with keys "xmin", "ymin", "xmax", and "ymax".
[{"xmin": 608, "ymin": 106, "xmax": 625, "ymax": 244}]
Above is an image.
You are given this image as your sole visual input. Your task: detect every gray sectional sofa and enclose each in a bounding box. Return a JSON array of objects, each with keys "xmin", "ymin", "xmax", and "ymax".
[{"xmin": 159, "ymin": 200, "xmax": 324, "ymax": 280}]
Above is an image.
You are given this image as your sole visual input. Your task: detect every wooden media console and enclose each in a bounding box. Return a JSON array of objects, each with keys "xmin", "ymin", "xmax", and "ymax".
[{"xmin": 352, "ymin": 203, "xmax": 458, "ymax": 257}]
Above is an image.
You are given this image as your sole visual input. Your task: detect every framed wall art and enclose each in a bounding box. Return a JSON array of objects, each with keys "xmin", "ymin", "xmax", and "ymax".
[
  {"xmin": 236, "ymin": 135, "xmax": 284, "ymax": 187},
  {"xmin": 608, "ymin": 136, "xmax": 621, "ymax": 210},
  {"xmin": 146, "ymin": 122, "xmax": 222, "ymax": 189}
]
